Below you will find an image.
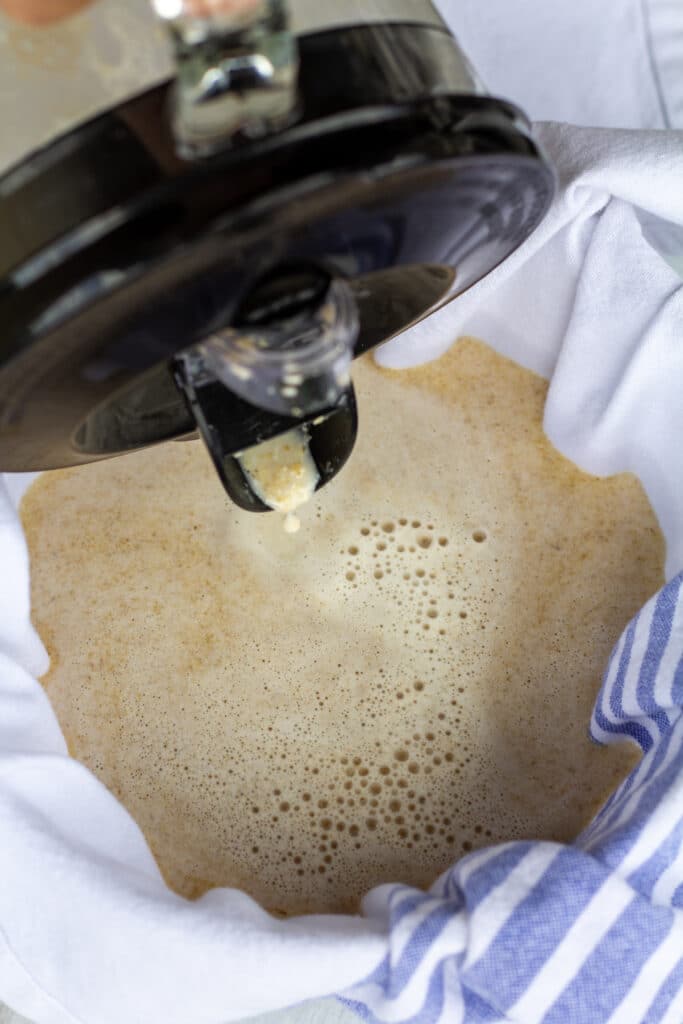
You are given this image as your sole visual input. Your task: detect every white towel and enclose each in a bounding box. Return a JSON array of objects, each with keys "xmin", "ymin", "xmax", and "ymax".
[
  {"xmin": 1, "ymin": 1, "xmax": 683, "ymax": 1023},
  {"xmin": 376, "ymin": 121, "xmax": 683, "ymax": 580}
]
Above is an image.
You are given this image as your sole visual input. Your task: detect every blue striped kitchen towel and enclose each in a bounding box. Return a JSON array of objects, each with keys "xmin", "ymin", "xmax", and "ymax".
[{"xmin": 340, "ymin": 573, "xmax": 683, "ymax": 1023}]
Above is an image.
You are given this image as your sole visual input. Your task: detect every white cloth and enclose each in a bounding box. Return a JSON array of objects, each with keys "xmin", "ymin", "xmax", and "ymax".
[
  {"xmin": 1, "ymin": 2, "xmax": 683, "ymax": 1023},
  {"xmin": 435, "ymin": 0, "xmax": 673, "ymax": 130},
  {"xmin": 377, "ymin": 122, "xmax": 683, "ymax": 580}
]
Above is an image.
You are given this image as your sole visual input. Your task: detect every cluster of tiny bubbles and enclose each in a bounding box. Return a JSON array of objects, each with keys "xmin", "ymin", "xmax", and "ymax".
[
  {"xmin": 221, "ymin": 514, "xmax": 500, "ymax": 910},
  {"xmin": 342, "ymin": 517, "xmax": 487, "ymax": 639},
  {"xmin": 80, "ymin": 496, "xmax": 500, "ymax": 912}
]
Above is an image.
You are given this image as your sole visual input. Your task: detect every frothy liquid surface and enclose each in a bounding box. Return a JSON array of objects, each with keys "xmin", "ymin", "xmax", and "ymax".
[{"xmin": 22, "ymin": 339, "xmax": 664, "ymax": 915}]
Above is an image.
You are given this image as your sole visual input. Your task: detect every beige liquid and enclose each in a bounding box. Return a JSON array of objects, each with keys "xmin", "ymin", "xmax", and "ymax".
[{"xmin": 21, "ymin": 338, "xmax": 665, "ymax": 916}]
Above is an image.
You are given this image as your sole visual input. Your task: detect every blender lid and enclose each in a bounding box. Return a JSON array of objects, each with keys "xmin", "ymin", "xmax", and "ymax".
[{"xmin": 0, "ymin": 25, "xmax": 555, "ymax": 474}]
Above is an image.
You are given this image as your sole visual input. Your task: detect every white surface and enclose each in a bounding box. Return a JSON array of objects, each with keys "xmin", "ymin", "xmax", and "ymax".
[
  {"xmin": 0, "ymin": 1, "xmax": 682, "ymax": 1024},
  {"xmin": 0, "ymin": 1000, "xmax": 359, "ymax": 1024},
  {"xmin": 436, "ymin": 0, "xmax": 669, "ymax": 129}
]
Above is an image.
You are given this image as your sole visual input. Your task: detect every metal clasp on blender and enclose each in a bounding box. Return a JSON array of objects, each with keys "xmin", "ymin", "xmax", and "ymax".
[{"xmin": 152, "ymin": 0, "xmax": 300, "ymax": 156}]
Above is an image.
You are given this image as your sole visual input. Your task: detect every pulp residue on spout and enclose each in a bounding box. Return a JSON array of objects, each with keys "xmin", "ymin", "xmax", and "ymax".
[{"xmin": 237, "ymin": 425, "xmax": 318, "ymax": 531}]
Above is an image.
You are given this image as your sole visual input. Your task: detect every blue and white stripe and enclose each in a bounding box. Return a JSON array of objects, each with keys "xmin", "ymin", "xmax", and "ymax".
[{"xmin": 339, "ymin": 573, "xmax": 683, "ymax": 1022}]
